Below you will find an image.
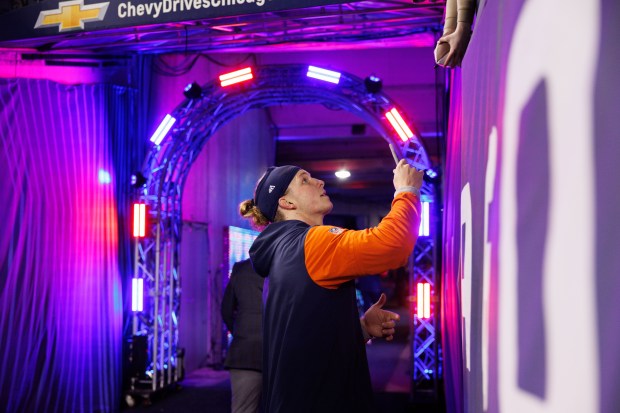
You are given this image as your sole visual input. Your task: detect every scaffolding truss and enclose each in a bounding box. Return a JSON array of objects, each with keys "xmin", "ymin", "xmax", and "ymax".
[{"xmin": 410, "ymin": 236, "xmax": 442, "ymax": 401}]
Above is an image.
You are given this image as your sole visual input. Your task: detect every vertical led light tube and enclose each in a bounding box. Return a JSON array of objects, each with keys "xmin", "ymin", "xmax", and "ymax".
[
  {"xmin": 417, "ymin": 283, "xmax": 424, "ymax": 319},
  {"xmin": 132, "ymin": 278, "xmax": 144, "ymax": 312},
  {"xmin": 424, "ymin": 283, "xmax": 431, "ymax": 319},
  {"xmin": 419, "ymin": 201, "xmax": 430, "ymax": 236},
  {"xmin": 417, "ymin": 282, "xmax": 431, "ymax": 319},
  {"xmin": 133, "ymin": 203, "xmax": 146, "ymax": 238}
]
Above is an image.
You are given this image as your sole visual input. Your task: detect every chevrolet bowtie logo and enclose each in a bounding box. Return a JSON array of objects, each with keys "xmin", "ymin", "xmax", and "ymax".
[{"xmin": 35, "ymin": 0, "xmax": 109, "ymax": 32}]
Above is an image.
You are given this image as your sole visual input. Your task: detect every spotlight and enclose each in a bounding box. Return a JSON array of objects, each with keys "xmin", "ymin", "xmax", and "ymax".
[
  {"xmin": 183, "ymin": 82, "xmax": 202, "ymax": 100},
  {"xmin": 131, "ymin": 172, "xmax": 147, "ymax": 188},
  {"xmin": 335, "ymin": 170, "xmax": 351, "ymax": 179},
  {"xmin": 425, "ymin": 169, "xmax": 438, "ymax": 179},
  {"xmin": 364, "ymin": 75, "xmax": 383, "ymax": 94},
  {"xmin": 424, "ymin": 167, "xmax": 441, "ymax": 184}
]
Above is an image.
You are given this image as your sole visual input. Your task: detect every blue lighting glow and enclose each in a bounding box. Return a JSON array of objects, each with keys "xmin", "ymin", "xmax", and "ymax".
[{"xmin": 98, "ymin": 169, "xmax": 111, "ymax": 184}]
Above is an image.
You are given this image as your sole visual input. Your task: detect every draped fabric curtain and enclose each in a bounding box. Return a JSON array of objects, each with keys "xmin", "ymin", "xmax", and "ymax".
[
  {"xmin": 0, "ymin": 78, "xmax": 140, "ymax": 413},
  {"xmin": 441, "ymin": 69, "xmax": 464, "ymax": 413}
]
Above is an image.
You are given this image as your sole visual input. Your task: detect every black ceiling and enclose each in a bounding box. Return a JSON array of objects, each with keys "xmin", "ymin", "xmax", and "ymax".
[{"xmin": 0, "ymin": 0, "xmax": 446, "ymax": 54}]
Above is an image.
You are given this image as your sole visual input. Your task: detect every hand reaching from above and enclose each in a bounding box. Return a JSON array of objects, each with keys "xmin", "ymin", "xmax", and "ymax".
[{"xmin": 435, "ymin": 24, "xmax": 472, "ymax": 68}]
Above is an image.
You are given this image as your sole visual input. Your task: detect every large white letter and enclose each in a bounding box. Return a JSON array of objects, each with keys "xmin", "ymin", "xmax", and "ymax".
[
  {"xmin": 482, "ymin": 127, "xmax": 497, "ymax": 411},
  {"xmin": 461, "ymin": 183, "xmax": 473, "ymax": 385},
  {"xmin": 499, "ymin": 1, "xmax": 600, "ymax": 412}
]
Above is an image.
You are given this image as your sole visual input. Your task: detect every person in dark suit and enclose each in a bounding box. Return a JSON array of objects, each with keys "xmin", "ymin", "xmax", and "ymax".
[{"xmin": 221, "ymin": 258, "xmax": 265, "ymax": 413}]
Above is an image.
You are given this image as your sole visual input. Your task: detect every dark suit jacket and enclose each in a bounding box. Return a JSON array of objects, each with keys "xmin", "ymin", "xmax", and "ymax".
[{"xmin": 221, "ymin": 258, "xmax": 264, "ymax": 371}]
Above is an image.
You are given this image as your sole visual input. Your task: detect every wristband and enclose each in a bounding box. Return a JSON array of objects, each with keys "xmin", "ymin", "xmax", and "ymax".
[{"xmin": 394, "ymin": 186, "xmax": 420, "ymax": 198}]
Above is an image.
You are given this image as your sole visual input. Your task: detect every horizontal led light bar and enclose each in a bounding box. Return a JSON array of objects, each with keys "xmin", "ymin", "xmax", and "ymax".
[
  {"xmin": 306, "ymin": 65, "xmax": 341, "ymax": 84},
  {"xmin": 386, "ymin": 108, "xmax": 414, "ymax": 142},
  {"xmin": 133, "ymin": 203, "xmax": 146, "ymax": 238},
  {"xmin": 419, "ymin": 201, "xmax": 430, "ymax": 236},
  {"xmin": 150, "ymin": 114, "xmax": 176, "ymax": 146},
  {"xmin": 132, "ymin": 278, "xmax": 144, "ymax": 312},
  {"xmin": 219, "ymin": 67, "xmax": 254, "ymax": 87},
  {"xmin": 417, "ymin": 282, "xmax": 431, "ymax": 319}
]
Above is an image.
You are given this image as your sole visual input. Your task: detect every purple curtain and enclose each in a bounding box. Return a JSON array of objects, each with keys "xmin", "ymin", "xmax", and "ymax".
[{"xmin": 0, "ymin": 79, "xmax": 139, "ymax": 413}]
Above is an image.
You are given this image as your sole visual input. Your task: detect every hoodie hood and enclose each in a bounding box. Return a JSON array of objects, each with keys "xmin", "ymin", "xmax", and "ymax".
[{"xmin": 249, "ymin": 220, "xmax": 310, "ymax": 277}]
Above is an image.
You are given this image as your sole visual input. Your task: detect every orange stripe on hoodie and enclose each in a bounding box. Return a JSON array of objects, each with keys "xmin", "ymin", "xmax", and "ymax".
[{"xmin": 304, "ymin": 192, "xmax": 421, "ymax": 289}]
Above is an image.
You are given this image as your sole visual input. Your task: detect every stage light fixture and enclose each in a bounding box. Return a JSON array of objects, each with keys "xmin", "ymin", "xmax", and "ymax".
[
  {"xmin": 133, "ymin": 203, "xmax": 146, "ymax": 238},
  {"xmin": 306, "ymin": 66, "xmax": 341, "ymax": 84},
  {"xmin": 335, "ymin": 170, "xmax": 351, "ymax": 179},
  {"xmin": 132, "ymin": 278, "xmax": 144, "ymax": 312},
  {"xmin": 183, "ymin": 82, "xmax": 202, "ymax": 99},
  {"xmin": 385, "ymin": 108, "xmax": 414, "ymax": 142},
  {"xmin": 130, "ymin": 172, "xmax": 147, "ymax": 188},
  {"xmin": 419, "ymin": 201, "xmax": 430, "ymax": 236},
  {"xmin": 417, "ymin": 282, "xmax": 431, "ymax": 319},
  {"xmin": 423, "ymin": 166, "xmax": 441, "ymax": 184},
  {"xmin": 219, "ymin": 67, "xmax": 254, "ymax": 87},
  {"xmin": 364, "ymin": 75, "xmax": 383, "ymax": 94},
  {"xmin": 150, "ymin": 114, "xmax": 176, "ymax": 146},
  {"xmin": 426, "ymin": 169, "xmax": 438, "ymax": 179}
]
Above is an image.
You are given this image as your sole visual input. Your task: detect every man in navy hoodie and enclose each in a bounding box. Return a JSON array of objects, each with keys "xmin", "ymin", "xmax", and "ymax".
[{"xmin": 239, "ymin": 159, "xmax": 423, "ymax": 413}]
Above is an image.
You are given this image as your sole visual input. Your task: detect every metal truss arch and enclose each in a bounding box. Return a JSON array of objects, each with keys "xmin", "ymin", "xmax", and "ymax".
[{"xmin": 130, "ymin": 63, "xmax": 435, "ymax": 399}]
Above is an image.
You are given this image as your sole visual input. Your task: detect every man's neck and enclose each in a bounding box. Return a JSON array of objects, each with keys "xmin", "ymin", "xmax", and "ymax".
[{"xmin": 284, "ymin": 212, "xmax": 324, "ymax": 226}]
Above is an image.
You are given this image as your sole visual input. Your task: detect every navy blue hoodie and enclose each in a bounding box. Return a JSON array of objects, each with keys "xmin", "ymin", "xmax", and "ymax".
[
  {"xmin": 251, "ymin": 220, "xmax": 373, "ymax": 413},
  {"xmin": 250, "ymin": 192, "xmax": 420, "ymax": 413}
]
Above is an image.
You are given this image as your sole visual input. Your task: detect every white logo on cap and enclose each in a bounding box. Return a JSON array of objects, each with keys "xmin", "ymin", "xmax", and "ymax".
[{"xmin": 269, "ymin": 185, "xmax": 275, "ymax": 193}]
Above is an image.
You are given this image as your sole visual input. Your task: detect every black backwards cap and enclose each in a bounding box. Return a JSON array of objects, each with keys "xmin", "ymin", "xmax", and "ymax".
[{"xmin": 254, "ymin": 165, "xmax": 301, "ymax": 222}]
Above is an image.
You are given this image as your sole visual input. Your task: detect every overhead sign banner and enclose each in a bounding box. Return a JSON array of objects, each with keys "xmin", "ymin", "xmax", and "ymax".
[{"xmin": 0, "ymin": 0, "xmax": 349, "ymax": 42}]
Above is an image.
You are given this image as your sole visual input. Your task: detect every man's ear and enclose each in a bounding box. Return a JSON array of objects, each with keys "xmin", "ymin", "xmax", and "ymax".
[{"xmin": 278, "ymin": 197, "xmax": 295, "ymax": 210}]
